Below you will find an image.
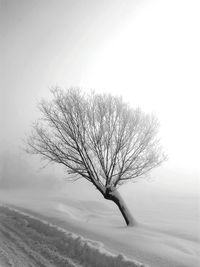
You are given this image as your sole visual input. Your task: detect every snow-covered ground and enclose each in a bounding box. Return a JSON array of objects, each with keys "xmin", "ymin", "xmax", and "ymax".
[
  {"xmin": 0, "ymin": 172, "xmax": 199, "ymax": 267},
  {"xmin": 0, "ymin": 205, "xmax": 145, "ymax": 267}
]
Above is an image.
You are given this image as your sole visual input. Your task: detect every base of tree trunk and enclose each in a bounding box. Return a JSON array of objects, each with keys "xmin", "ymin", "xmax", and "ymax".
[{"xmin": 104, "ymin": 188, "xmax": 136, "ymax": 227}]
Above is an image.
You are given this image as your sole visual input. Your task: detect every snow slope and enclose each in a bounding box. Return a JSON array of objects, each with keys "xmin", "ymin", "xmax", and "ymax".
[
  {"xmin": 0, "ymin": 175, "xmax": 199, "ymax": 267},
  {"xmin": 0, "ymin": 205, "xmax": 145, "ymax": 267}
]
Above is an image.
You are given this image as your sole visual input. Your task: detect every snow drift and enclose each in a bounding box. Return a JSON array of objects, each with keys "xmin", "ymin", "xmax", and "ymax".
[
  {"xmin": 0, "ymin": 204, "xmax": 146, "ymax": 267},
  {"xmin": 0, "ymin": 171, "xmax": 199, "ymax": 267}
]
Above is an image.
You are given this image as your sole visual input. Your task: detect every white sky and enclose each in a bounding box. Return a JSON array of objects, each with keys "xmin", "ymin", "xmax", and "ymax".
[{"xmin": 1, "ymin": 0, "xmax": 200, "ymax": 186}]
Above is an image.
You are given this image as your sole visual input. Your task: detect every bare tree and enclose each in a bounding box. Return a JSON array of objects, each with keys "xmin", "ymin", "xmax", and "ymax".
[{"xmin": 27, "ymin": 88, "xmax": 166, "ymax": 226}]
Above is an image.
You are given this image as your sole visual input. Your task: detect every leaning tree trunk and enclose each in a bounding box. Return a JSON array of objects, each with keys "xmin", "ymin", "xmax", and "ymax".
[{"xmin": 104, "ymin": 188, "xmax": 136, "ymax": 227}]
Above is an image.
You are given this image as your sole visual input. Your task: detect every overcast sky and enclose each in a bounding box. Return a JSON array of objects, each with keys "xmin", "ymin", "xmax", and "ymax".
[{"xmin": 1, "ymin": 0, "xmax": 200, "ymax": 189}]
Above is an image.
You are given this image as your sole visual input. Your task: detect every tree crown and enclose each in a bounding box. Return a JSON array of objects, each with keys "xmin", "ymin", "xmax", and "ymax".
[{"xmin": 27, "ymin": 88, "xmax": 166, "ymax": 194}]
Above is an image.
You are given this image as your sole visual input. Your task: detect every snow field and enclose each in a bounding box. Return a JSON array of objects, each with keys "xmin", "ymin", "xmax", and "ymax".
[{"xmin": 0, "ymin": 205, "xmax": 147, "ymax": 267}]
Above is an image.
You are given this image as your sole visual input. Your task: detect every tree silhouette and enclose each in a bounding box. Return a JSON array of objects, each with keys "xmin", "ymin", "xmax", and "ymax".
[{"xmin": 27, "ymin": 88, "xmax": 166, "ymax": 226}]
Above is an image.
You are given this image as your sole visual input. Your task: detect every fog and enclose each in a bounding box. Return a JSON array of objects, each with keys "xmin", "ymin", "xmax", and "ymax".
[
  {"xmin": 1, "ymin": 3, "xmax": 200, "ymax": 266},
  {"xmin": 1, "ymin": 0, "xmax": 200, "ymax": 198}
]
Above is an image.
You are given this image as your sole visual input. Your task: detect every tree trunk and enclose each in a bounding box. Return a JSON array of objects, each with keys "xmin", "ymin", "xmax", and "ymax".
[{"xmin": 104, "ymin": 188, "xmax": 136, "ymax": 227}]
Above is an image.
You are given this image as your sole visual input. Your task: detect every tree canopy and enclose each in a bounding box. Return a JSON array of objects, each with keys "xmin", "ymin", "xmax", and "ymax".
[{"xmin": 27, "ymin": 88, "xmax": 165, "ymax": 194}]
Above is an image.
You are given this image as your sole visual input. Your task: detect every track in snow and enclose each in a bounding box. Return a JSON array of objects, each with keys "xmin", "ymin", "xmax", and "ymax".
[{"xmin": 0, "ymin": 205, "xmax": 145, "ymax": 267}]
